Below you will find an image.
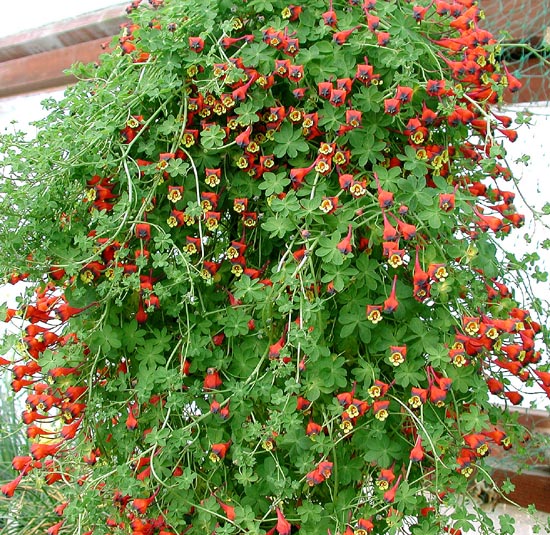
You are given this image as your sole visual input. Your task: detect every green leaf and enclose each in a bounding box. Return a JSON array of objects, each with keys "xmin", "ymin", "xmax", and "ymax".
[
  {"xmin": 394, "ymin": 360, "xmax": 425, "ymax": 387},
  {"xmin": 272, "ymin": 122, "xmax": 310, "ymax": 158},
  {"xmin": 234, "ymin": 101, "xmax": 262, "ymax": 126},
  {"xmin": 200, "ymin": 124, "xmax": 227, "ymax": 149},
  {"xmin": 262, "ymin": 214, "xmax": 296, "ymax": 238},
  {"xmin": 361, "ymin": 432, "xmax": 402, "ymax": 466},
  {"xmin": 218, "ymin": 308, "xmax": 252, "ymax": 337},
  {"xmin": 498, "ymin": 514, "xmax": 515, "ymax": 535},
  {"xmin": 501, "ymin": 478, "xmax": 515, "ymax": 494},
  {"xmin": 258, "ymin": 171, "xmax": 291, "ymax": 196}
]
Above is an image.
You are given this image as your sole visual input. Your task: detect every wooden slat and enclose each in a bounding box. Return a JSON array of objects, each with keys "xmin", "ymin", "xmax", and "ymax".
[
  {"xmin": 0, "ymin": 38, "xmax": 109, "ymax": 98},
  {"xmin": 0, "ymin": 6, "xmax": 126, "ymax": 62}
]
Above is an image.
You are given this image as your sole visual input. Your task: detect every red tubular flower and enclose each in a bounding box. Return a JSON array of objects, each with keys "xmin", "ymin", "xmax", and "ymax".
[
  {"xmin": 329, "ymin": 88, "xmax": 347, "ymax": 107},
  {"xmin": 189, "ymin": 36, "xmax": 204, "ymax": 52},
  {"xmin": 286, "ymin": 4, "xmax": 302, "ymax": 21},
  {"xmin": 292, "ymin": 87, "xmax": 307, "ymax": 99},
  {"xmin": 54, "ymin": 502, "xmax": 68, "ymax": 516},
  {"xmin": 375, "ymin": 466, "xmax": 395, "ymax": 490},
  {"xmin": 336, "ymin": 225, "xmax": 353, "ymax": 255},
  {"xmin": 410, "ymin": 435, "xmax": 424, "ymax": 462},
  {"xmin": 210, "ymin": 440, "xmax": 232, "ymax": 462},
  {"xmin": 384, "ymin": 98, "xmax": 401, "ymax": 115},
  {"xmin": 366, "ymin": 305, "xmax": 383, "ymax": 324},
  {"xmin": 394, "ymin": 216, "xmax": 416, "ymax": 240},
  {"xmin": 61, "ymin": 418, "xmax": 82, "ymax": 440},
  {"xmin": 306, "ymin": 468, "xmax": 325, "ymax": 486},
  {"xmin": 383, "ymin": 475, "xmax": 402, "ymax": 502},
  {"xmin": 296, "ymin": 396, "xmax": 312, "ymax": 411},
  {"xmin": 333, "ymin": 26, "xmax": 359, "ymax": 45},
  {"xmin": 235, "ymin": 126, "xmax": 252, "ymax": 148},
  {"xmin": 289, "ymin": 163, "xmax": 315, "ymax": 189},
  {"xmin": 320, "ymin": 196, "xmax": 339, "ymax": 214},
  {"xmin": 357, "ymin": 517, "xmax": 374, "ymax": 532},
  {"xmin": 534, "ymin": 370, "xmax": 550, "ymax": 387},
  {"xmin": 413, "ymin": 5, "xmax": 429, "ymax": 21},
  {"xmin": 318, "ymin": 81, "xmax": 333, "ymax": 99},
  {"xmin": 502, "ymin": 63, "xmax": 522, "ymax": 93},
  {"xmin": 274, "ymin": 59, "xmax": 291, "ymax": 77},
  {"xmin": 366, "ymin": 13, "xmax": 380, "ymax": 31},
  {"xmin": 201, "ymin": 261, "xmax": 221, "ymax": 281},
  {"xmin": 345, "ymin": 109, "xmax": 362, "ymax": 128},
  {"xmin": 216, "ymin": 497, "xmax": 236, "ymax": 521},
  {"xmin": 369, "ymin": 379, "xmax": 391, "ymax": 399},
  {"xmin": 374, "ymin": 174, "xmax": 393, "ymax": 208},
  {"xmin": 429, "ymin": 384, "xmax": 447, "ymax": 406},
  {"xmin": 288, "ymin": 64, "xmax": 304, "ymax": 83},
  {"xmin": 47, "ymin": 520, "xmax": 65, "ymax": 535},
  {"xmin": 439, "ymin": 191, "xmax": 456, "ymax": 211},
  {"xmin": 12, "ymin": 456, "xmax": 33, "ymax": 472},
  {"xmin": 322, "ymin": 8, "xmax": 338, "ymax": 27},
  {"xmin": 135, "ymin": 223, "xmax": 151, "ymax": 240},
  {"xmin": 373, "ymin": 399, "xmax": 390, "ymax": 420},
  {"xmin": 204, "ymin": 167, "xmax": 221, "ymax": 186},
  {"xmin": 377, "ymin": 31, "xmax": 391, "ymax": 45},
  {"xmin": 132, "ymin": 490, "xmax": 158, "ymax": 515},
  {"xmin": 381, "ymin": 210, "xmax": 398, "ymax": 241},
  {"xmin": 306, "ymin": 420, "xmax": 322, "ymax": 436},
  {"xmin": 334, "ymin": 81, "xmax": 352, "ymax": 97},
  {"xmin": 395, "ymin": 85, "xmax": 413, "ymax": 104},
  {"xmin": 276, "ymin": 507, "xmax": 291, "ymax": 535},
  {"xmin": 318, "ymin": 460, "xmax": 333, "ymax": 478},
  {"xmin": 126, "ymin": 404, "xmax": 139, "ymax": 430},
  {"xmin": 413, "ymin": 247, "xmax": 429, "ymax": 286},
  {"xmin": 26, "ymin": 425, "xmax": 51, "ymax": 439},
  {"xmin": 464, "ymin": 433, "xmax": 489, "ymax": 456},
  {"xmin": 269, "ymin": 332, "xmax": 287, "ymax": 358},
  {"xmin": 486, "ymin": 377, "xmax": 504, "ymax": 395},
  {"xmin": 504, "ymin": 391, "xmax": 523, "ymax": 405},
  {"xmin": 498, "ymin": 128, "xmax": 518, "ymax": 143},
  {"xmin": 204, "ymin": 368, "xmax": 222, "ymax": 390},
  {"xmin": 338, "ymin": 173, "xmax": 354, "ymax": 190},
  {"xmin": 355, "ymin": 60, "xmax": 376, "ymax": 85},
  {"xmin": 31, "ymin": 442, "xmax": 62, "ymax": 460},
  {"xmin": 388, "ymin": 345, "xmax": 407, "ymax": 368},
  {"xmin": 483, "ymin": 428, "xmax": 509, "ymax": 448},
  {"xmin": 426, "ymin": 78, "xmax": 446, "ymax": 97},
  {"xmin": 1, "ymin": 473, "xmax": 24, "ymax": 497},
  {"xmin": 220, "ymin": 404, "xmax": 230, "ymax": 420},
  {"xmin": 383, "ymin": 276, "xmax": 399, "ymax": 314},
  {"xmin": 409, "ymin": 386, "xmax": 428, "ymax": 408}
]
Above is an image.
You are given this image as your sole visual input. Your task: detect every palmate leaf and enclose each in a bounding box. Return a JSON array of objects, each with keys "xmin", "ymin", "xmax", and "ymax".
[{"xmin": 272, "ymin": 123, "xmax": 310, "ymax": 158}]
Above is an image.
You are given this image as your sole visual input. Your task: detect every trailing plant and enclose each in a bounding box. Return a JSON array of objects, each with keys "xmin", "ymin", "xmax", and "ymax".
[{"xmin": 1, "ymin": 0, "xmax": 549, "ymax": 534}]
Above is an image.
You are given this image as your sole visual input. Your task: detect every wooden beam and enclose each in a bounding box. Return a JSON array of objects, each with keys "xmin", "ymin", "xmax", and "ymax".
[
  {"xmin": 0, "ymin": 6, "xmax": 126, "ymax": 98},
  {"xmin": 0, "ymin": 5, "xmax": 126, "ymax": 63},
  {"xmin": 0, "ymin": 38, "xmax": 109, "ymax": 98}
]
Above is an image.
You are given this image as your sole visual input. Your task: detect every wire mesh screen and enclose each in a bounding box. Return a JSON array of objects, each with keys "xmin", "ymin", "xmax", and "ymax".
[{"xmin": 481, "ymin": 0, "xmax": 550, "ymax": 103}]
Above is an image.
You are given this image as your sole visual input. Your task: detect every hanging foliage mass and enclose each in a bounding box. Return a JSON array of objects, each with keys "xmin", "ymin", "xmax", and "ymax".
[{"xmin": 1, "ymin": 0, "xmax": 549, "ymax": 534}]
